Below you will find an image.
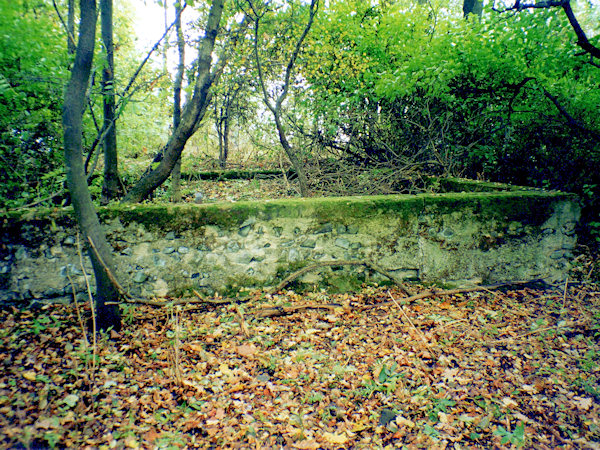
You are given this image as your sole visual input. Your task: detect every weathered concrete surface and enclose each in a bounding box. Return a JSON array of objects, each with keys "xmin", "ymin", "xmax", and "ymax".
[{"xmin": 0, "ymin": 186, "xmax": 580, "ymax": 303}]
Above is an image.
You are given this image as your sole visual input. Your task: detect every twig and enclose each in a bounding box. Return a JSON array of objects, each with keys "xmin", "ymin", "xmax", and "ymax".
[
  {"xmin": 388, "ymin": 291, "xmax": 438, "ymax": 358},
  {"xmin": 12, "ymin": 189, "xmax": 65, "ymax": 210},
  {"xmin": 168, "ymin": 306, "xmax": 184, "ymax": 386},
  {"xmin": 113, "ymin": 295, "xmax": 232, "ymax": 307},
  {"xmin": 484, "ymin": 320, "xmax": 587, "ymax": 345},
  {"xmin": 434, "ymin": 318, "xmax": 469, "ymax": 331},
  {"xmin": 360, "ymin": 279, "xmax": 544, "ymax": 310},
  {"xmin": 52, "ymin": 0, "xmax": 77, "ymax": 50},
  {"xmin": 562, "ymin": 277, "xmax": 568, "ymax": 310},
  {"xmin": 66, "ymin": 269, "xmax": 89, "ymax": 348},
  {"xmin": 251, "ymin": 303, "xmax": 341, "ymax": 318},
  {"xmin": 87, "ymin": 236, "xmax": 131, "ymax": 300},
  {"xmin": 121, "ymin": 7, "xmax": 185, "ymax": 100},
  {"xmin": 236, "ymin": 305, "xmax": 251, "ymax": 337},
  {"xmin": 76, "ymin": 232, "xmax": 97, "ymax": 376},
  {"xmin": 272, "ymin": 260, "xmax": 413, "ymax": 295}
]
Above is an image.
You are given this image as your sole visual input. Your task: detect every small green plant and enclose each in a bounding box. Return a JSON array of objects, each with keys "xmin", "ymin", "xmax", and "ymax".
[
  {"xmin": 428, "ymin": 397, "xmax": 456, "ymax": 422},
  {"xmin": 589, "ymin": 221, "xmax": 600, "ymax": 243},
  {"xmin": 304, "ymin": 392, "xmax": 324, "ymax": 404},
  {"xmin": 423, "ymin": 423, "xmax": 440, "ymax": 438},
  {"xmin": 359, "ymin": 360, "xmax": 404, "ymax": 397},
  {"xmin": 43, "ymin": 430, "xmax": 61, "ymax": 449},
  {"xmin": 576, "ymin": 377, "xmax": 600, "ymax": 401},
  {"xmin": 493, "ymin": 422, "xmax": 526, "ymax": 447},
  {"xmin": 122, "ymin": 304, "xmax": 136, "ymax": 324},
  {"xmin": 591, "ymin": 312, "xmax": 600, "ymax": 339},
  {"xmin": 31, "ymin": 315, "xmax": 51, "ymax": 335},
  {"xmin": 290, "ymin": 412, "xmax": 307, "ymax": 440},
  {"xmin": 155, "ymin": 432, "xmax": 187, "ymax": 448}
]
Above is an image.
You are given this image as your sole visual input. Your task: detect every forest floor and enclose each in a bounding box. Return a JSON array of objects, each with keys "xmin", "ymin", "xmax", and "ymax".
[
  {"xmin": 1, "ymin": 281, "xmax": 599, "ymax": 449},
  {"xmin": 160, "ymin": 176, "xmax": 304, "ymax": 203},
  {"xmin": 153, "ymin": 169, "xmax": 413, "ymax": 203}
]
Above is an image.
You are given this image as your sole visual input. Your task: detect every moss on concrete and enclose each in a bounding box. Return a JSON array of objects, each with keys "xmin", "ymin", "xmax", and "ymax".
[
  {"xmin": 2, "ymin": 180, "xmax": 581, "ymax": 300},
  {"xmin": 2, "ymin": 189, "xmax": 577, "ymax": 234},
  {"xmin": 424, "ymin": 176, "xmax": 540, "ymax": 193}
]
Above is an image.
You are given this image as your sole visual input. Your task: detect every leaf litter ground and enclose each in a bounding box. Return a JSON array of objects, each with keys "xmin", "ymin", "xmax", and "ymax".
[{"xmin": 1, "ymin": 283, "xmax": 599, "ymax": 448}]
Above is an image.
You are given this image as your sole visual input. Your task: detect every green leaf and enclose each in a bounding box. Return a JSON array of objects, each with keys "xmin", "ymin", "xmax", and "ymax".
[{"xmin": 62, "ymin": 394, "xmax": 79, "ymax": 408}]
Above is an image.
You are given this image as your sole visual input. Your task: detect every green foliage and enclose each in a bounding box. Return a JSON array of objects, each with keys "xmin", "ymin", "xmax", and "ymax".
[
  {"xmin": 493, "ymin": 422, "xmax": 526, "ymax": 447},
  {"xmin": 0, "ymin": 1, "xmax": 70, "ymax": 208},
  {"xmin": 428, "ymin": 397, "xmax": 457, "ymax": 422},
  {"xmin": 300, "ymin": 0, "xmax": 600, "ymax": 245},
  {"xmin": 359, "ymin": 359, "xmax": 404, "ymax": 397}
]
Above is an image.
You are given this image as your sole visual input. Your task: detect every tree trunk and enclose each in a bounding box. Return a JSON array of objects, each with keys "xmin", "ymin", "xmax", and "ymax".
[
  {"xmin": 216, "ymin": 105, "xmax": 225, "ymax": 168},
  {"xmin": 63, "ymin": 0, "xmax": 121, "ymax": 331},
  {"xmin": 171, "ymin": 0, "xmax": 185, "ymax": 203},
  {"xmin": 463, "ymin": 0, "xmax": 483, "ymax": 18},
  {"xmin": 222, "ymin": 109, "xmax": 230, "ymax": 168},
  {"xmin": 274, "ymin": 114, "xmax": 309, "ymax": 195},
  {"xmin": 216, "ymin": 101, "xmax": 231, "ymax": 169},
  {"xmin": 250, "ymin": 0, "xmax": 317, "ymax": 197},
  {"xmin": 100, "ymin": 0, "xmax": 122, "ymax": 204},
  {"xmin": 122, "ymin": 0, "xmax": 224, "ymax": 203},
  {"xmin": 67, "ymin": 0, "xmax": 75, "ymax": 55}
]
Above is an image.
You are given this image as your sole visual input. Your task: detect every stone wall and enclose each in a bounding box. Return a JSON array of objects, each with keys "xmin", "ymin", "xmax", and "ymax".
[{"xmin": 0, "ymin": 185, "xmax": 580, "ymax": 304}]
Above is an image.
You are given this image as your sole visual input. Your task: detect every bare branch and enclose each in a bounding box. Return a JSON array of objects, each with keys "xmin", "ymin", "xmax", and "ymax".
[
  {"xmin": 52, "ymin": 0, "xmax": 77, "ymax": 50},
  {"xmin": 542, "ymin": 88, "xmax": 600, "ymax": 141},
  {"xmin": 277, "ymin": 0, "xmax": 319, "ymax": 111}
]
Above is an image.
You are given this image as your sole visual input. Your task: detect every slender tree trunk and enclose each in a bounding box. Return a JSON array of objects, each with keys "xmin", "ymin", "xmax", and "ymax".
[
  {"xmin": 274, "ymin": 114, "xmax": 309, "ymax": 195},
  {"xmin": 171, "ymin": 0, "xmax": 185, "ymax": 202},
  {"xmin": 216, "ymin": 101, "xmax": 231, "ymax": 169},
  {"xmin": 67, "ymin": 0, "xmax": 75, "ymax": 55},
  {"xmin": 63, "ymin": 0, "xmax": 121, "ymax": 331},
  {"xmin": 222, "ymin": 108, "xmax": 230, "ymax": 168},
  {"xmin": 100, "ymin": 0, "xmax": 122, "ymax": 204},
  {"xmin": 216, "ymin": 104, "xmax": 225, "ymax": 168},
  {"xmin": 122, "ymin": 0, "xmax": 224, "ymax": 203},
  {"xmin": 250, "ymin": 0, "xmax": 318, "ymax": 197}
]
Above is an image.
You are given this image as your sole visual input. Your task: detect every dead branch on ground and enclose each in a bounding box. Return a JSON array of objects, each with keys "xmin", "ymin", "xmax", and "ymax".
[
  {"xmin": 251, "ymin": 303, "xmax": 342, "ymax": 318},
  {"xmin": 272, "ymin": 260, "xmax": 414, "ymax": 295},
  {"xmin": 360, "ymin": 279, "xmax": 546, "ymax": 310}
]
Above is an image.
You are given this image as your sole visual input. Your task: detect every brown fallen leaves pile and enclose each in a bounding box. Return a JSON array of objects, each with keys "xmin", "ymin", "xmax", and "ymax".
[{"xmin": 1, "ymin": 283, "xmax": 599, "ymax": 449}]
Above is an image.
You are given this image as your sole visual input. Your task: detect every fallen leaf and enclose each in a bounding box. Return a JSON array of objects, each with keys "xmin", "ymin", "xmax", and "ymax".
[
  {"xmin": 62, "ymin": 394, "xmax": 79, "ymax": 408},
  {"xmin": 35, "ymin": 417, "xmax": 60, "ymax": 429},
  {"xmin": 351, "ymin": 419, "xmax": 371, "ymax": 432},
  {"xmin": 573, "ymin": 397, "xmax": 593, "ymax": 411},
  {"xmin": 322, "ymin": 431, "xmax": 349, "ymax": 444},
  {"xmin": 142, "ymin": 430, "xmax": 160, "ymax": 442},
  {"xmin": 236, "ymin": 344, "xmax": 258, "ymax": 357},
  {"xmin": 124, "ymin": 435, "xmax": 139, "ymax": 448},
  {"xmin": 438, "ymin": 412, "xmax": 451, "ymax": 424},
  {"xmin": 395, "ymin": 416, "xmax": 415, "ymax": 428},
  {"xmin": 292, "ymin": 439, "xmax": 320, "ymax": 449},
  {"xmin": 502, "ymin": 397, "xmax": 518, "ymax": 409},
  {"xmin": 22, "ymin": 371, "xmax": 36, "ymax": 381},
  {"xmin": 214, "ymin": 407, "xmax": 226, "ymax": 420}
]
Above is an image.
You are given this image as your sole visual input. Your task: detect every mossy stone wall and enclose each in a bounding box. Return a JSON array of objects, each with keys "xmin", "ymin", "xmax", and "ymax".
[{"xmin": 0, "ymin": 182, "xmax": 580, "ymax": 303}]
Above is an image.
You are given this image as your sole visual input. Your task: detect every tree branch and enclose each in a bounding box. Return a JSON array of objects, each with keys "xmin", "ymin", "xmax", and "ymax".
[
  {"xmin": 277, "ymin": 0, "xmax": 318, "ymax": 111},
  {"xmin": 52, "ymin": 0, "xmax": 77, "ymax": 51},
  {"xmin": 495, "ymin": 0, "xmax": 600, "ymax": 60},
  {"xmin": 542, "ymin": 88, "xmax": 600, "ymax": 141}
]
